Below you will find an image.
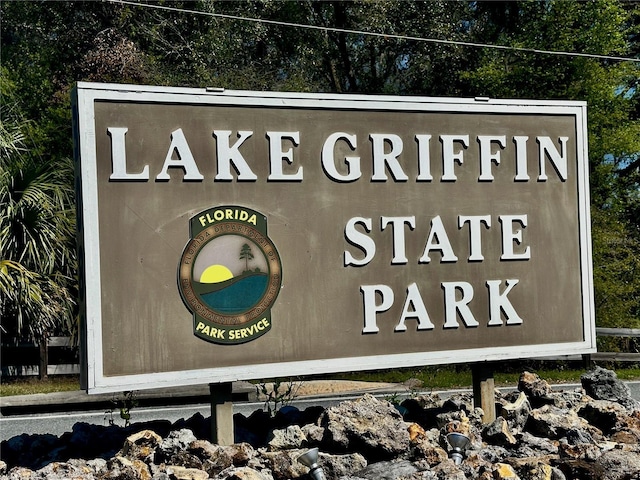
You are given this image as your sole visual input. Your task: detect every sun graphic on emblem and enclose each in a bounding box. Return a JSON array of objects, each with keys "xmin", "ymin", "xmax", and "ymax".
[{"xmin": 199, "ymin": 264, "xmax": 234, "ymax": 283}]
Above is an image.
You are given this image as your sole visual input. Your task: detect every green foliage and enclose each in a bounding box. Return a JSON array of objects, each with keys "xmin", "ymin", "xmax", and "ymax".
[
  {"xmin": 105, "ymin": 391, "xmax": 138, "ymax": 426},
  {"xmin": 0, "ymin": 0, "xmax": 638, "ymax": 349},
  {"xmin": 0, "ymin": 70, "xmax": 77, "ymax": 345},
  {"xmin": 255, "ymin": 378, "xmax": 302, "ymax": 416},
  {"xmin": 462, "ymin": 0, "xmax": 640, "ymax": 328},
  {"xmin": 591, "ymin": 207, "xmax": 640, "ymax": 329}
]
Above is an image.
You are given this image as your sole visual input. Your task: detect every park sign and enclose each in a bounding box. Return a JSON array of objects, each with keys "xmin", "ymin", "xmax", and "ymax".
[{"xmin": 72, "ymin": 82, "xmax": 595, "ymax": 394}]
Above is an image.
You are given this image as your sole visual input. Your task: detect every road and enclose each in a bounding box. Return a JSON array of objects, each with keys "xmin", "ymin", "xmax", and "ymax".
[
  {"xmin": 2, "ymin": 382, "xmax": 639, "ymax": 442},
  {"xmin": 0, "ymin": 394, "xmax": 364, "ymax": 441}
]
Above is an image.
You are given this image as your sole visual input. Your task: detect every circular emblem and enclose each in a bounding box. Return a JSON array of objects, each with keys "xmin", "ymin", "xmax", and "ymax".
[{"xmin": 178, "ymin": 206, "xmax": 282, "ymax": 344}]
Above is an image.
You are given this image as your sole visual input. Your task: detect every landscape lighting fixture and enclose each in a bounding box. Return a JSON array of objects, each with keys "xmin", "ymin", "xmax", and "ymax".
[
  {"xmin": 446, "ymin": 432, "xmax": 471, "ymax": 465},
  {"xmin": 297, "ymin": 448, "xmax": 327, "ymax": 480}
]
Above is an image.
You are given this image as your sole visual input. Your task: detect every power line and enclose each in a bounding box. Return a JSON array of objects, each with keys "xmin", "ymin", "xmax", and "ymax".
[{"xmin": 107, "ymin": 0, "xmax": 640, "ymax": 64}]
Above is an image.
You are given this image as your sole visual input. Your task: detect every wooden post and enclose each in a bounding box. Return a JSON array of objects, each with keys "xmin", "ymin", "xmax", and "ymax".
[
  {"xmin": 38, "ymin": 339, "xmax": 49, "ymax": 380},
  {"xmin": 210, "ymin": 382, "xmax": 234, "ymax": 445},
  {"xmin": 472, "ymin": 363, "xmax": 496, "ymax": 424}
]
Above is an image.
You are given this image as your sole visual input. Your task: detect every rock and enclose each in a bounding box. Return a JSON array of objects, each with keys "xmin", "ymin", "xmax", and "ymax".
[
  {"xmin": 320, "ymin": 452, "xmax": 367, "ymax": 479},
  {"xmin": 33, "ymin": 461, "xmax": 97, "ymax": 480},
  {"xmin": 119, "ymin": 429, "xmax": 162, "ymax": 461},
  {"xmin": 439, "ymin": 411, "xmax": 471, "ymax": 436},
  {"xmin": 266, "ymin": 425, "xmax": 307, "ymax": 451},
  {"xmin": 483, "ymin": 417, "xmax": 517, "ymax": 447},
  {"xmin": 302, "ymin": 424, "xmax": 325, "ymax": 445},
  {"xmin": 493, "ymin": 462, "xmax": 521, "ymax": 480},
  {"xmin": 156, "ymin": 429, "xmax": 198, "ymax": 463},
  {"xmin": 260, "ymin": 450, "xmax": 307, "ymax": 480},
  {"xmin": 581, "ymin": 366, "xmax": 640, "ymax": 409},
  {"xmin": 441, "ymin": 394, "xmax": 475, "ymax": 416},
  {"xmin": 318, "ymin": 394, "xmax": 410, "ymax": 460},
  {"xmin": 412, "ymin": 438, "xmax": 449, "ymax": 467},
  {"xmin": 1, "ymin": 433, "xmax": 61, "ymax": 471},
  {"xmin": 430, "ymin": 459, "xmax": 466, "ymax": 480},
  {"xmin": 518, "ymin": 372, "xmax": 553, "ymax": 407},
  {"xmin": 525, "ymin": 405, "xmax": 592, "ymax": 439},
  {"xmin": 188, "ymin": 439, "xmax": 220, "ymax": 462},
  {"xmin": 168, "ymin": 450, "xmax": 204, "ymax": 470},
  {"xmin": 505, "ymin": 457, "xmax": 558, "ymax": 480},
  {"xmin": 595, "ymin": 449, "xmax": 640, "ymax": 480},
  {"xmin": 6, "ymin": 466, "xmax": 37, "ymax": 479},
  {"xmin": 458, "ymin": 452, "xmax": 493, "ymax": 474},
  {"xmin": 171, "ymin": 413, "xmax": 209, "ymax": 441},
  {"xmin": 578, "ymin": 399, "xmax": 628, "ymax": 434},
  {"xmin": 105, "ymin": 455, "xmax": 151, "ymax": 480},
  {"xmin": 550, "ymin": 467, "xmax": 567, "ymax": 480},
  {"xmin": 565, "ymin": 427, "xmax": 595, "ymax": 445},
  {"xmin": 558, "ymin": 441, "xmax": 601, "ymax": 461},
  {"xmin": 196, "ymin": 443, "xmax": 257, "ymax": 477},
  {"xmin": 220, "ymin": 443, "xmax": 256, "ymax": 465},
  {"xmin": 167, "ymin": 464, "xmax": 210, "ymax": 480},
  {"xmin": 516, "ymin": 433, "xmax": 558, "ymax": 455},
  {"xmin": 409, "ymin": 424, "xmax": 445, "ymax": 461},
  {"xmin": 610, "ymin": 428, "xmax": 640, "ymax": 444},
  {"xmin": 500, "ymin": 391, "xmax": 532, "ymax": 432},
  {"xmin": 2, "ymin": 373, "xmax": 640, "ymax": 480},
  {"xmin": 214, "ymin": 466, "xmax": 272, "ymax": 480},
  {"xmin": 351, "ymin": 459, "xmax": 418, "ymax": 480},
  {"xmin": 408, "ymin": 423, "xmax": 426, "ymax": 442}
]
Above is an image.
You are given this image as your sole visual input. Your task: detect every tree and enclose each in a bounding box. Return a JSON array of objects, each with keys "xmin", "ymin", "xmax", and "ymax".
[
  {"xmin": 1, "ymin": 0, "xmax": 638, "ymax": 358},
  {"xmin": 462, "ymin": 0, "xmax": 640, "ymax": 328},
  {"xmin": 0, "ymin": 71, "xmax": 77, "ymax": 378},
  {"xmin": 239, "ymin": 243, "xmax": 255, "ymax": 272}
]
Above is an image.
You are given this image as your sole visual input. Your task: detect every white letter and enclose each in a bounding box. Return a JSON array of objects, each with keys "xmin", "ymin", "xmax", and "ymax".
[
  {"xmin": 419, "ymin": 216, "xmax": 458, "ymax": 263},
  {"xmin": 415, "ymin": 134, "xmax": 433, "ymax": 181},
  {"xmin": 108, "ymin": 127, "xmax": 149, "ymax": 181},
  {"xmin": 537, "ymin": 136, "xmax": 568, "ymax": 181},
  {"xmin": 322, "ymin": 132, "xmax": 361, "ymax": 182},
  {"xmin": 459, "ymin": 215, "xmax": 491, "ymax": 261},
  {"xmin": 513, "ymin": 136, "xmax": 530, "ymax": 181},
  {"xmin": 499, "ymin": 215, "xmax": 531, "ymax": 260},
  {"xmin": 156, "ymin": 128, "xmax": 204, "ymax": 181},
  {"xmin": 344, "ymin": 217, "xmax": 376, "ymax": 266},
  {"xmin": 361, "ymin": 285, "xmax": 394, "ymax": 333},
  {"xmin": 395, "ymin": 283, "xmax": 434, "ymax": 331},
  {"xmin": 487, "ymin": 279, "xmax": 523, "ymax": 326},
  {"xmin": 266, "ymin": 131, "xmax": 303, "ymax": 181},
  {"xmin": 440, "ymin": 135, "xmax": 469, "ymax": 181},
  {"xmin": 478, "ymin": 135, "xmax": 506, "ymax": 181},
  {"xmin": 381, "ymin": 216, "xmax": 415, "ymax": 264},
  {"xmin": 370, "ymin": 134, "xmax": 408, "ymax": 181},
  {"xmin": 213, "ymin": 130, "xmax": 257, "ymax": 181},
  {"xmin": 442, "ymin": 282, "xmax": 479, "ymax": 328}
]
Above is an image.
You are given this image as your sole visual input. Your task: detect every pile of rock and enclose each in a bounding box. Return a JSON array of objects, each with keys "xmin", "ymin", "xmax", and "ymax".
[{"xmin": 2, "ymin": 367, "xmax": 640, "ymax": 480}]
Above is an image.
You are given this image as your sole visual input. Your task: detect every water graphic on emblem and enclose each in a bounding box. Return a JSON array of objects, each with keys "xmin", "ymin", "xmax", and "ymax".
[
  {"xmin": 194, "ymin": 236, "xmax": 269, "ymax": 314},
  {"xmin": 178, "ymin": 206, "xmax": 282, "ymax": 344}
]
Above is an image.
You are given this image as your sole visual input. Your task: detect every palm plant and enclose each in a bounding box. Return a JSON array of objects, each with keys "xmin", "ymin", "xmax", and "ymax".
[{"xmin": 0, "ymin": 73, "xmax": 77, "ymax": 378}]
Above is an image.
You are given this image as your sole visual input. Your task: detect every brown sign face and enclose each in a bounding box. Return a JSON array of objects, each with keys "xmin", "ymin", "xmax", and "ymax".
[{"xmin": 73, "ymin": 83, "xmax": 594, "ymax": 393}]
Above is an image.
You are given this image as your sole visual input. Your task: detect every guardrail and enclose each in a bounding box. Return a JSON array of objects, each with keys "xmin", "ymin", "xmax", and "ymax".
[{"xmin": 586, "ymin": 327, "xmax": 640, "ymax": 363}]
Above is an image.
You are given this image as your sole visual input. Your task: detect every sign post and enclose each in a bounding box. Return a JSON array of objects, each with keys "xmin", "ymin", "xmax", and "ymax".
[
  {"xmin": 210, "ymin": 382, "xmax": 234, "ymax": 444},
  {"xmin": 472, "ymin": 364, "xmax": 496, "ymax": 424}
]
